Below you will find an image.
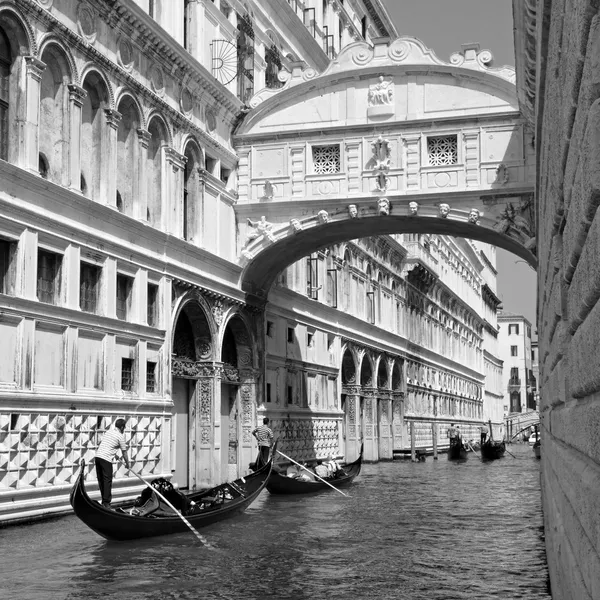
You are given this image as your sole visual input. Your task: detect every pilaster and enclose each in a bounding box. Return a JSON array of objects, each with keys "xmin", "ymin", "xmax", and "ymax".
[
  {"xmin": 103, "ymin": 109, "xmax": 122, "ymax": 206},
  {"xmin": 136, "ymin": 128, "xmax": 151, "ymax": 221},
  {"xmin": 165, "ymin": 147, "xmax": 187, "ymax": 236},
  {"xmin": 404, "ymin": 134, "xmax": 421, "ymax": 191},
  {"xmin": 16, "ymin": 228, "xmax": 38, "ymax": 301},
  {"xmin": 463, "ymin": 130, "xmax": 480, "ymax": 188}
]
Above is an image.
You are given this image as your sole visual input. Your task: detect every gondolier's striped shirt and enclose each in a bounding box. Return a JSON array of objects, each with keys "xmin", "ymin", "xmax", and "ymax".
[
  {"xmin": 95, "ymin": 427, "xmax": 127, "ymax": 462},
  {"xmin": 252, "ymin": 424, "xmax": 273, "ymax": 447}
]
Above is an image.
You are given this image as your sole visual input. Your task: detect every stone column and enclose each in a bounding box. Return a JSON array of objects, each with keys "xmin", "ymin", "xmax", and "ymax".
[
  {"xmin": 362, "ymin": 388, "xmax": 377, "ymax": 461},
  {"xmin": 378, "ymin": 392, "xmax": 393, "ymax": 460},
  {"xmin": 68, "ymin": 84, "xmax": 87, "ymax": 191},
  {"xmin": 103, "ymin": 109, "xmax": 122, "ymax": 207},
  {"xmin": 165, "ymin": 147, "xmax": 187, "ymax": 236},
  {"xmin": 136, "ymin": 128, "xmax": 151, "ymax": 221},
  {"xmin": 23, "ymin": 57, "xmax": 46, "ymax": 172}
]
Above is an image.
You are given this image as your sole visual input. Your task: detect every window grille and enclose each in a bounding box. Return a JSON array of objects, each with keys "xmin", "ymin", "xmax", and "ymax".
[
  {"xmin": 312, "ymin": 145, "xmax": 340, "ymax": 174},
  {"xmin": 265, "ymin": 44, "xmax": 283, "ymax": 89},
  {"xmin": 80, "ymin": 262, "xmax": 100, "ymax": 313},
  {"xmin": 37, "ymin": 250, "xmax": 61, "ymax": 305},
  {"xmin": 116, "ymin": 274, "xmax": 133, "ymax": 321},
  {"xmin": 237, "ymin": 13, "xmax": 255, "ymax": 103},
  {"xmin": 146, "ymin": 361, "xmax": 157, "ymax": 393},
  {"xmin": 427, "ymin": 135, "xmax": 458, "ymax": 166},
  {"xmin": 121, "ymin": 358, "xmax": 134, "ymax": 391}
]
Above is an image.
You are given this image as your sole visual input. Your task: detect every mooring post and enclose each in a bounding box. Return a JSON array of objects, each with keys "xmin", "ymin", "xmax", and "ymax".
[
  {"xmin": 432, "ymin": 422, "xmax": 438, "ymax": 459},
  {"xmin": 410, "ymin": 422, "xmax": 416, "ymax": 462}
]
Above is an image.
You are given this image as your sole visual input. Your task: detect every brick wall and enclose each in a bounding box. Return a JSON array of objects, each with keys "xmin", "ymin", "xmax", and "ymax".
[{"xmin": 537, "ymin": 2, "xmax": 600, "ymax": 598}]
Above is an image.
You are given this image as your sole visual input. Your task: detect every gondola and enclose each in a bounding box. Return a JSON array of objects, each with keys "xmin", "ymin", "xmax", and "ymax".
[
  {"xmin": 480, "ymin": 438, "xmax": 506, "ymax": 460},
  {"xmin": 266, "ymin": 446, "xmax": 362, "ymax": 495},
  {"xmin": 70, "ymin": 451, "xmax": 274, "ymax": 541},
  {"xmin": 448, "ymin": 437, "xmax": 468, "ymax": 460},
  {"xmin": 532, "ymin": 440, "xmax": 541, "ymax": 459}
]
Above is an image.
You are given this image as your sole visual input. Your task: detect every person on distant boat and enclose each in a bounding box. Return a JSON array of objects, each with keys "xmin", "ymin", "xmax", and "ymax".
[
  {"xmin": 95, "ymin": 418, "xmax": 130, "ymax": 509},
  {"xmin": 480, "ymin": 424, "xmax": 489, "ymax": 445},
  {"xmin": 324, "ymin": 454, "xmax": 341, "ymax": 477},
  {"xmin": 447, "ymin": 424, "xmax": 458, "ymax": 440},
  {"xmin": 252, "ymin": 417, "xmax": 274, "ymax": 468}
]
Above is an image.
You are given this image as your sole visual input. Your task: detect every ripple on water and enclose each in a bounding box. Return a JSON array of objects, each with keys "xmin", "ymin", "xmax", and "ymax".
[{"xmin": 1, "ymin": 444, "xmax": 551, "ymax": 600}]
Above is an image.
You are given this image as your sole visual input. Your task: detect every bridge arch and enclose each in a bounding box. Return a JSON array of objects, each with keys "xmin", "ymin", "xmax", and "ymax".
[{"xmin": 233, "ymin": 36, "xmax": 536, "ymax": 302}]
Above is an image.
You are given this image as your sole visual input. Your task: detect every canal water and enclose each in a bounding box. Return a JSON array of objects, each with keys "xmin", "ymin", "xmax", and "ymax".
[{"xmin": 1, "ymin": 443, "xmax": 550, "ymax": 600}]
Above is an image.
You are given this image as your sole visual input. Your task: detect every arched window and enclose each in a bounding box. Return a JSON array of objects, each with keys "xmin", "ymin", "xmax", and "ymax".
[
  {"xmin": 183, "ymin": 139, "xmax": 203, "ymax": 244},
  {"xmin": 146, "ymin": 116, "xmax": 168, "ymax": 228},
  {"xmin": 116, "ymin": 96, "xmax": 140, "ymax": 216},
  {"xmin": 81, "ymin": 71, "xmax": 109, "ymax": 200},
  {"xmin": 39, "ymin": 45, "xmax": 71, "ymax": 185},
  {"xmin": 0, "ymin": 27, "xmax": 10, "ymax": 160}
]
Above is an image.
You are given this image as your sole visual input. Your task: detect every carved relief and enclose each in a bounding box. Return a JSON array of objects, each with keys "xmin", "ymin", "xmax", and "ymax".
[
  {"xmin": 198, "ymin": 380, "xmax": 212, "ymax": 424},
  {"xmin": 262, "ymin": 180, "xmax": 274, "ymax": 199},
  {"xmin": 378, "ymin": 198, "xmax": 390, "ymax": 216},
  {"xmin": 348, "ymin": 204, "xmax": 358, "ymax": 218},
  {"xmin": 468, "ymin": 208, "xmax": 482, "ymax": 224},
  {"xmin": 211, "ymin": 301, "xmax": 224, "ymax": 326},
  {"xmin": 77, "ymin": 3, "xmax": 97, "ymax": 43},
  {"xmin": 371, "ymin": 135, "xmax": 391, "ymax": 170},
  {"xmin": 409, "ymin": 201, "xmax": 419, "ymax": 215},
  {"xmin": 246, "ymin": 216, "xmax": 275, "ymax": 244},
  {"xmin": 438, "ymin": 203, "xmax": 450, "ymax": 218},
  {"xmin": 368, "ymin": 76, "xmax": 393, "ymax": 106},
  {"xmin": 289, "ymin": 218, "xmax": 302, "ymax": 233},
  {"xmin": 317, "ymin": 210, "xmax": 329, "ymax": 224}
]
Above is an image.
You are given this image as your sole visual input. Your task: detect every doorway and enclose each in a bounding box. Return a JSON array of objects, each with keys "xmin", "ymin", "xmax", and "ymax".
[
  {"xmin": 220, "ymin": 382, "xmax": 239, "ymax": 481},
  {"xmin": 171, "ymin": 378, "xmax": 192, "ymax": 488}
]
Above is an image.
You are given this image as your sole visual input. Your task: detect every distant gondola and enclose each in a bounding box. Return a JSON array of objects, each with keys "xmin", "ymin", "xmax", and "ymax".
[
  {"xmin": 266, "ymin": 446, "xmax": 362, "ymax": 495},
  {"xmin": 480, "ymin": 438, "xmax": 506, "ymax": 460},
  {"xmin": 70, "ymin": 452, "xmax": 274, "ymax": 541},
  {"xmin": 448, "ymin": 437, "xmax": 468, "ymax": 460},
  {"xmin": 532, "ymin": 440, "xmax": 541, "ymax": 459}
]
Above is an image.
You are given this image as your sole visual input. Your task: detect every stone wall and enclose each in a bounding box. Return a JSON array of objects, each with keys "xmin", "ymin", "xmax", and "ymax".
[{"xmin": 536, "ymin": 2, "xmax": 600, "ymax": 598}]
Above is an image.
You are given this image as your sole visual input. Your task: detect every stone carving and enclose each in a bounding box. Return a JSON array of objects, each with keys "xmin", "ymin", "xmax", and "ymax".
[
  {"xmin": 495, "ymin": 163, "xmax": 510, "ymax": 184},
  {"xmin": 409, "ymin": 201, "xmax": 419, "ymax": 215},
  {"xmin": 211, "ymin": 301, "xmax": 224, "ymax": 326},
  {"xmin": 378, "ymin": 198, "xmax": 390, "ymax": 216},
  {"xmin": 375, "ymin": 171, "xmax": 389, "ymax": 192},
  {"xmin": 348, "ymin": 204, "xmax": 358, "ymax": 218},
  {"xmin": 368, "ymin": 76, "xmax": 393, "ymax": 106},
  {"xmin": 438, "ymin": 203, "xmax": 450, "ymax": 218},
  {"xmin": 246, "ymin": 216, "xmax": 275, "ymax": 243},
  {"xmin": 371, "ymin": 135, "xmax": 391, "ymax": 170},
  {"xmin": 289, "ymin": 218, "xmax": 302, "ymax": 233},
  {"xmin": 468, "ymin": 208, "xmax": 482, "ymax": 225},
  {"xmin": 317, "ymin": 210, "xmax": 329, "ymax": 224},
  {"xmin": 493, "ymin": 201, "xmax": 536, "ymax": 250},
  {"xmin": 262, "ymin": 180, "xmax": 274, "ymax": 199}
]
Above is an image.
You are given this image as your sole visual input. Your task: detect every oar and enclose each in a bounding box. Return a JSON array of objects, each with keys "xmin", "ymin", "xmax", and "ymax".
[
  {"xmin": 504, "ymin": 447, "xmax": 518, "ymax": 459},
  {"xmin": 120, "ymin": 462, "xmax": 211, "ymax": 546},
  {"xmin": 276, "ymin": 450, "xmax": 350, "ymax": 498},
  {"xmin": 467, "ymin": 442, "xmax": 483, "ymax": 461}
]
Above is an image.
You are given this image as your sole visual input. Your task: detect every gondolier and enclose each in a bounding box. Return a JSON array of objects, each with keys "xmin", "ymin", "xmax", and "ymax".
[
  {"xmin": 95, "ymin": 418, "xmax": 130, "ymax": 508},
  {"xmin": 252, "ymin": 417, "xmax": 274, "ymax": 468},
  {"xmin": 480, "ymin": 424, "xmax": 489, "ymax": 445}
]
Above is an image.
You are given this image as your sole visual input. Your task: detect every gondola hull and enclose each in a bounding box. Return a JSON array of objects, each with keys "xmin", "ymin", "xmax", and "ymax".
[
  {"xmin": 266, "ymin": 450, "xmax": 362, "ymax": 495},
  {"xmin": 480, "ymin": 440, "xmax": 506, "ymax": 460},
  {"xmin": 448, "ymin": 439, "xmax": 468, "ymax": 460},
  {"xmin": 70, "ymin": 456, "xmax": 273, "ymax": 541}
]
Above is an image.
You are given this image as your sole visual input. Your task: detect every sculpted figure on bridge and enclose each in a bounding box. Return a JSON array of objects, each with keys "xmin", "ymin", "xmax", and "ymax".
[
  {"xmin": 438, "ymin": 203, "xmax": 450, "ymax": 218},
  {"xmin": 378, "ymin": 198, "xmax": 390, "ymax": 216},
  {"xmin": 317, "ymin": 210, "xmax": 329, "ymax": 224},
  {"xmin": 468, "ymin": 208, "xmax": 482, "ymax": 224},
  {"xmin": 348, "ymin": 204, "xmax": 358, "ymax": 218},
  {"xmin": 246, "ymin": 216, "xmax": 275, "ymax": 243},
  {"xmin": 368, "ymin": 76, "xmax": 394, "ymax": 106},
  {"xmin": 375, "ymin": 171, "xmax": 389, "ymax": 192},
  {"xmin": 372, "ymin": 135, "xmax": 391, "ymax": 170},
  {"xmin": 409, "ymin": 201, "xmax": 419, "ymax": 215}
]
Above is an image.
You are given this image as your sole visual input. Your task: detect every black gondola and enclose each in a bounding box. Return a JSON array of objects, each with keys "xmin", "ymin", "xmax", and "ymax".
[
  {"xmin": 480, "ymin": 439, "xmax": 506, "ymax": 460},
  {"xmin": 70, "ymin": 452, "xmax": 274, "ymax": 541},
  {"xmin": 448, "ymin": 437, "xmax": 468, "ymax": 460},
  {"xmin": 266, "ymin": 447, "xmax": 362, "ymax": 495}
]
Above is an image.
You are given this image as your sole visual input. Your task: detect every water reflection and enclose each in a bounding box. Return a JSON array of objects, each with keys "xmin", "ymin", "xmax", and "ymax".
[{"xmin": 2, "ymin": 444, "xmax": 550, "ymax": 600}]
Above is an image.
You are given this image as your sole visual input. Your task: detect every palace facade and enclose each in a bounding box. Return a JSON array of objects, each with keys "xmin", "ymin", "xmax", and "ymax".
[{"xmin": 0, "ymin": 0, "xmax": 513, "ymax": 524}]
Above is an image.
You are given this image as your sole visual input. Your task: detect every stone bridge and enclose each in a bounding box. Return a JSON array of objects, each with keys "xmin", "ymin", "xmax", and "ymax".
[{"xmin": 233, "ymin": 36, "xmax": 537, "ymax": 301}]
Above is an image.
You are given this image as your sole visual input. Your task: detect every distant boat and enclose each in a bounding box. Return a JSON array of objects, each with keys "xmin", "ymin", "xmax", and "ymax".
[
  {"xmin": 533, "ymin": 440, "xmax": 541, "ymax": 459},
  {"xmin": 448, "ymin": 437, "xmax": 468, "ymax": 460},
  {"xmin": 480, "ymin": 419, "xmax": 506, "ymax": 461}
]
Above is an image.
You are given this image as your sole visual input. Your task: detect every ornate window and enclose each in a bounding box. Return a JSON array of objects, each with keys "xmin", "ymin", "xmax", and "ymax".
[
  {"xmin": 312, "ymin": 144, "xmax": 341, "ymax": 174},
  {"xmin": 121, "ymin": 358, "xmax": 134, "ymax": 391},
  {"xmin": 146, "ymin": 361, "xmax": 157, "ymax": 392},
  {"xmin": 427, "ymin": 135, "xmax": 458, "ymax": 166}
]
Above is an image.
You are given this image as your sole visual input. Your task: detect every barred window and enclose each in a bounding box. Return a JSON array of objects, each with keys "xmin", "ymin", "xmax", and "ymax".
[
  {"xmin": 121, "ymin": 357, "xmax": 134, "ymax": 391},
  {"xmin": 37, "ymin": 249, "xmax": 62, "ymax": 305},
  {"xmin": 312, "ymin": 145, "xmax": 341, "ymax": 174},
  {"xmin": 427, "ymin": 135, "xmax": 458, "ymax": 166},
  {"xmin": 146, "ymin": 361, "xmax": 157, "ymax": 393},
  {"xmin": 80, "ymin": 262, "xmax": 101, "ymax": 313}
]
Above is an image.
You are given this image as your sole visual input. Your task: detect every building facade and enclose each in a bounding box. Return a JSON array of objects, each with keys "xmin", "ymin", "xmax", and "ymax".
[{"xmin": 0, "ymin": 0, "xmax": 515, "ymax": 525}]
